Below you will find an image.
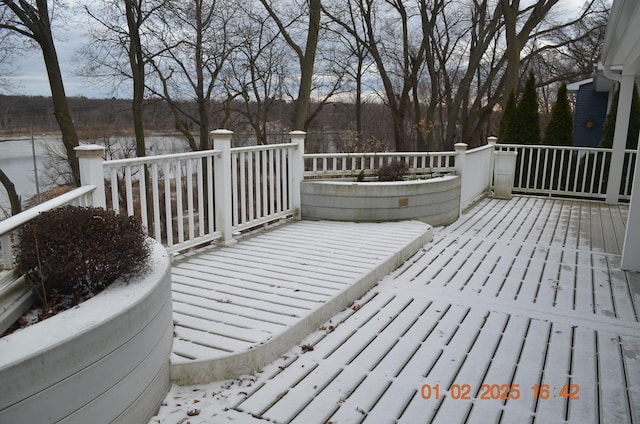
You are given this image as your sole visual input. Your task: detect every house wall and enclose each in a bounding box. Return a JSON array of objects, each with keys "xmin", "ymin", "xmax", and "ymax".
[{"xmin": 573, "ymin": 82, "xmax": 609, "ymax": 148}]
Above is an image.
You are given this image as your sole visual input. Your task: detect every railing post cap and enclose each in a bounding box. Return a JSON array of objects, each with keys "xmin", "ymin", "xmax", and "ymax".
[
  {"xmin": 74, "ymin": 144, "xmax": 105, "ymax": 157},
  {"xmin": 487, "ymin": 136, "xmax": 498, "ymax": 145},
  {"xmin": 289, "ymin": 130, "xmax": 307, "ymax": 136},
  {"xmin": 454, "ymin": 143, "xmax": 468, "ymax": 151},
  {"xmin": 211, "ymin": 129, "xmax": 234, "ymax": 135},
  {"xmin": 74, "ymin": 144, "xmax": 105, "ymax": 151}
]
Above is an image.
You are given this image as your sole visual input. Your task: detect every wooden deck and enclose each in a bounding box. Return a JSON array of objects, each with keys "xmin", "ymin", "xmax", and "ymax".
[
  {"xmin": 157, "ymin": 196, "xmax": 640, "ymax": 424},
  {"xmin": 169, "ymin": 219, "xmax": 433, "ymax": 384}
]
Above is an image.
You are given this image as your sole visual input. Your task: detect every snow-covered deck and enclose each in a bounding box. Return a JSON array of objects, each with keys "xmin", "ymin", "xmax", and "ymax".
[
  {"xmin": 156, "ymin": 195, "xmax": 640, "ymax": 423},
  {"xmin": 169, "ymin": 219, "xmax": 433, "ymax": 384}
]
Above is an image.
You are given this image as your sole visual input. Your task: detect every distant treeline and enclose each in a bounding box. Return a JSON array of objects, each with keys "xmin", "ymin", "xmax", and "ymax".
[
  {"xmin": 0, "ymin": 94, "xmax": 409, "ymax": 153},
  {"xmin": 0, "ymin": 95, "xmax": 174, "ymax": 136}
]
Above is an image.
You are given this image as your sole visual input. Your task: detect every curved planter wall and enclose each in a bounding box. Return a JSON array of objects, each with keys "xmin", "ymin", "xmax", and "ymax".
[
  {"xmin": 0, "ymin": 240, "xmax": 173, "ymax": 424},
  {"xmin": 301, "ymin": 175, "xmax": 461, "ymax": 226}
]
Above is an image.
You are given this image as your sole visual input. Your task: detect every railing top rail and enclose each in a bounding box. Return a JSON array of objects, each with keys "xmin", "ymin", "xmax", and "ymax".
[
  {"xmin": 104, "ymin": 149, "xmax": 222, "ymax": 168},
  {"xmin": 304, "ymin": 151, "xmax": 455, "ymax": 159},
  {"xmin": 0, "ymin": 185, "xmax": 96, "ymax": 236},
  {"xmin": 231, "ymin": 143, "xmax": 299, "ymax": 154},
  {"xmin": 467, "ymin": 144, "xmax": 494, "ymax": 154},
  {"xmin": 498, "ymin": 144, "xmax": 638, "ymax": 156},
  {"xmin": 494, "ymin": 143, "xmax": 633, "ymax": 153}
]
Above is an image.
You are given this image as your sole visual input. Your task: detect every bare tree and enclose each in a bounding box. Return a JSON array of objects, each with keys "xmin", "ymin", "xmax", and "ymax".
[
  {"xmin": 83, "ymin": 0, "xmax": 168, "ymax": 158},
  {"xmin": 501, "ymin": 0, "xmax": 562, "ymax": 101},
  {"xmin": 322, "ymin": 0, "xmax": 609, "ymax": 150},
  {"xmin": 0, "ymin": 0, "xmax": 80, "ymax": 184},
  {"xmin": 258, "ymin": 0, "xmax": 321, "ymax": 131},
  {"xmin": 225, "ymin": 5, "xmax": 289, "ymax": 144},
  {"xmin": 322, "ymin": 1, "xmax": 373, "ymax": 141},
  {"xmin": 429, "ymin": 0, "xmax": 609, "ymax": 148},
  {"xmin": 125, "ymin": 0, "xmax": 150, "ymax": 157},
  {"xmin": 435, "ymin": 0, "xmax": 506, "ymax": 148},
  {"xmin": 0, "ymin": 27, "xmax": 14, "ymax": 91},
  {"xmin": 147, "ymin": 0, "xmax": 237, "ymax": 151},
  {"xmin": 325, "ymin": 0, "xmax": 436, "ymax": 151},
  {"xmin": 526, "ymin": 0, "xmax": 610, "ymax": 86}
]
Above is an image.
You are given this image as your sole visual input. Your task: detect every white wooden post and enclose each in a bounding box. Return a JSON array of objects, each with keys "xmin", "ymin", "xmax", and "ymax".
[
  {"xmin": 606, "ymin": 75, "xmax": 635, "ymax": 204},
  {"xmin": 621, "ymin": 148, "xmax": 640, "ymax": 270},
  {"xmin": 74, "ymin": 144, "xmax": 106, "ymax": 209},
  {"xmin": 487, "ymin": 136, "xmax": 498, "ymax": 189},
  {"xmin": 289, "ymin": 131, "xmax": 306, "ymax": 220},
  {"xmin": 212, "ymin": 129, "xmax": 235, "ymax": 245},
  {"xmin": 454, "ymin": 143, "xmax": 467, "ymax": 218},
  {"xmin": 622, "ymin": 104, "xmax": 640, "ymax": 271}
]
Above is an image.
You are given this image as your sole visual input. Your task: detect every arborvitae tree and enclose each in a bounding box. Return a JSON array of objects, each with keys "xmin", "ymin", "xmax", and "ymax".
[
  {"xmin": 600, "ymin": 85, "xmax": 640, "ymax": 149},
  {"xmin": 542, "ymin": 82, "xmax": 574, "ymax": 190},
  {"xmin": 543, "ymin": 82, "xmax": 573, "ymax": 146},
  {"xmin": 517, "ymin": 71, "xmax": 541, "ymax": 144},
  {"xmin": 498, "ymin": 89, "xmax": 518, "ymax": 144}
]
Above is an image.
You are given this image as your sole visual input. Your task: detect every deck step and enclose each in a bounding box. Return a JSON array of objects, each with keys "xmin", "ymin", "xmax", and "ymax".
[{"xmin": 169, "ymin": 219, "xmax": 433, "ymax": 385}]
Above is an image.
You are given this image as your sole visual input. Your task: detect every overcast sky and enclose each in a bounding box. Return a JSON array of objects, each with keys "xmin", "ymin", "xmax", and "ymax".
[{"xmin": 1, "ymin": 0, "xmax": 596, "ymax": 99}]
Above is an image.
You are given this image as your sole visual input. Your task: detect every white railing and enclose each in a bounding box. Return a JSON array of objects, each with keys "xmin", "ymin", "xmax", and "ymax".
[
  {"xmin": 4, "ymin": 134, "xmax": 636, "ymax": 270},
  {"xmin": 230, "ymin": 143, "xmax": 299, "ymax": 233},
  {"xmin": 460, "ymin": 142, "xmax": 495, "ymax": 209},
  {"xmin": 103, "ymin": 150, "xmax": 220, "ymax": 253},
  {"xmin": 0, "ymin": 185, "xmax": 96, "ymax": 271},
  {"xmin": 304, "ymin": 151, "xmax": 457, "ymax": 179},
  {"xmin": 95, "ymin": 130, "xmax": 305, "ymax": 254},
  {"xmin": 494, "ymin": 144, "xmax": 636, "ymax": 200},
  {"xmin": 621, "ymin": 149, "xmax": 637, "ymax": 200}
]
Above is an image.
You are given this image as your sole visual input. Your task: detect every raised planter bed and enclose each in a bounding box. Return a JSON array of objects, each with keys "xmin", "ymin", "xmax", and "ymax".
[
  {"xmin": 301, "ymin": 175, "xmax": 461, "ymax": 226},
  {"xmin": 0, "ymin": 239, "xmax": 173, "ymax": 424}
]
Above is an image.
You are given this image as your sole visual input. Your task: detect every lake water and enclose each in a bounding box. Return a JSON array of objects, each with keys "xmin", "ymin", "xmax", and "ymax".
[{"xmin": 0, "ymin": 134, "xmax": 191, "ymax": 215}]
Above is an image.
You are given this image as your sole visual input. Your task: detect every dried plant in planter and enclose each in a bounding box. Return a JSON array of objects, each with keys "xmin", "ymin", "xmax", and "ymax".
[
  {"xmin": 16, "ymin": 206, "xmax": 150, "ymax": 317},
  {"xmin": 377, "ymin": 160, "xmax": 409, "ymax": 181}
]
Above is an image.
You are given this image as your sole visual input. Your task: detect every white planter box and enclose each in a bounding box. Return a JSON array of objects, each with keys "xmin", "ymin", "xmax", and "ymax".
[
  {"xmin": 0, "ymin": 240, "xmax": 173, "ymax": 424},
  {"xmin": 301, "ymin": 175, "xmax": 461, "ymax": 226}
]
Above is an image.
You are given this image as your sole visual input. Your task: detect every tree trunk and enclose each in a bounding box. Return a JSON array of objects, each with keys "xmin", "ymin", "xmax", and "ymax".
[
  {"xmin": 292, "ymin": 0, "xmax": 321, "ymax": 131},
  {"xmin": 26, "ymin": 0, "xmax": 80, "ymax": 185},
  {"xmin": 355, "ymin": 59, "xmax": 363, "ymax": 140},
  {"xmin": 501, "ymin": 0, "xmax": 560, "ymax": 107},
  {"xmin": 412, "ymin": 78, "xmax": 427, "ymax": 151},
  {"xmin": 501, "ymin": 0, "xmax": 521, "ymax": 107},
  {"xmin": 125, "ymin": 0, "xmax": 146, "ymax": 158},
  {"xmin": 0, "ymin": 167, "xmax": 21, "ymax": 215}
]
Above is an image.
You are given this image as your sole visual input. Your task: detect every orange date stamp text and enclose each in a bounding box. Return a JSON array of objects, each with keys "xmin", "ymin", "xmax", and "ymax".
[{"xmin": 420, "ymin": 383, "xmax": 580, "ymax": 401}]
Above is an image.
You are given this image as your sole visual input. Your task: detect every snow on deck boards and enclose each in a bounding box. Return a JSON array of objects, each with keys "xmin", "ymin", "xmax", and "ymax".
[
  {"xmin": 169, "ymin": 219, "xmax": 433, "ymax": 384},
  {"xmin": 178, "ymin": 196, "xmax": 638, "ymax": 424}
]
